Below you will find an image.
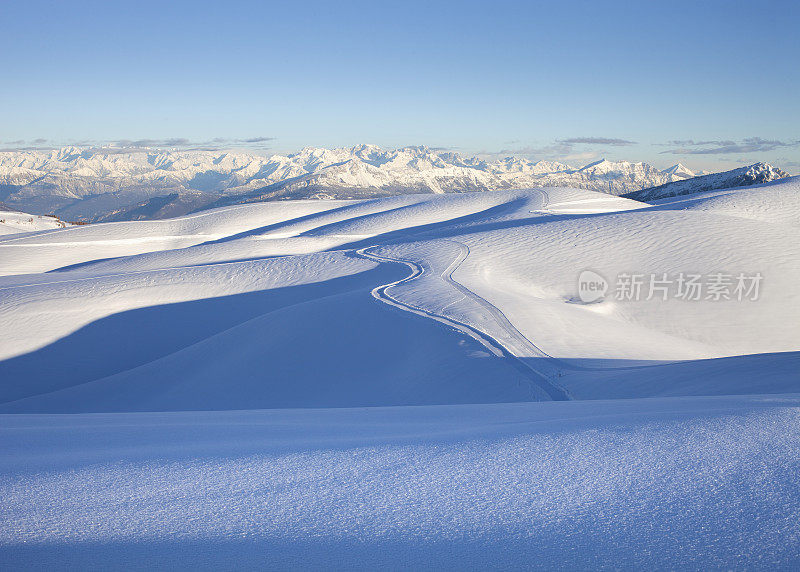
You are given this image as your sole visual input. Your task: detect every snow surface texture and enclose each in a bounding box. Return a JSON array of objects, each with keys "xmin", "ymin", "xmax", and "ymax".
[
  {"xmin": 1, "ymin": 179, "xmax": 799, "ymax": 568},
  {"xmin": 1, "ymin": 144, "xmax": 717, "ymax": 221},
  {"xmin": 3, "ymin": 397, "xmax": 800, "ymax": 570}
]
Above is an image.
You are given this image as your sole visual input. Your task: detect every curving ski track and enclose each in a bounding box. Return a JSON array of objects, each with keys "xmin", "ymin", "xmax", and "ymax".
[{"xmin": 354, "ymin": 189, "xmax": 569, "ymax": 401}]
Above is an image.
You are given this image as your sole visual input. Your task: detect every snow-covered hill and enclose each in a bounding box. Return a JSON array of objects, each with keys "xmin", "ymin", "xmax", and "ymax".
[
  {"xmin": 0, "ymin": 209, "xmax": 72, "ymax": 235},
  {"xmin": 624, "ymin": 161, "xmax": 790, "ymax": 201},
  {"xmin": 0, "ymin": 145, "xmax": 705, "ymax": 221}
]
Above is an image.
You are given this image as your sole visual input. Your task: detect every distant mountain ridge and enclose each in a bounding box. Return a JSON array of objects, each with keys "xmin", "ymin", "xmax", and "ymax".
[{"xmin": 0, "ymin": 144, "xmax": 781, "ymax": 221}]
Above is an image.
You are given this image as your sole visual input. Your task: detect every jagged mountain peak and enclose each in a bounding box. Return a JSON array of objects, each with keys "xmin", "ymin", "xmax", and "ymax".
[{"xmin": 662, "ymin": 163, "xmax": 695, "ymax": 180}]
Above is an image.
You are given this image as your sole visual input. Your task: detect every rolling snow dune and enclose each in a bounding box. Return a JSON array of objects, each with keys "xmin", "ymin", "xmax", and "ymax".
[
  {"xmin": 1, "ymin": 180, "xmax": 799, "ymax": 568},
  {"xmin": 447, "ymin": 205, "xmax": 800, "ymax": 359},
  {"xmin": 0, "ymin": 269, "xmax": 537, "ymax": 411},
  {"xmin": 0, "ymin": 200, "xmax": 353, "ymax": 275},
  {"xmin": 1, "ymin": 183, "xmax": 798, "ymax": 405},
  {"xmin": 0, "ymin": 251, "xmax": 376, "ymax": 362}
]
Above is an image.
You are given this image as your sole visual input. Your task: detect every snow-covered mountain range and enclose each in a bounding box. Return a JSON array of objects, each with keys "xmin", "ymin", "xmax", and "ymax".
[{"xmin": 0, "ymin": 145, "xmax": 712, "ymax": 221}]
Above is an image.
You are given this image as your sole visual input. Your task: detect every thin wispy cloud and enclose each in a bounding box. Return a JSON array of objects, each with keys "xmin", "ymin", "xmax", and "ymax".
[
  {"xmin": 480, "ymin": 135, "xmax": 633, "ymax": 163},
  {"xmin": 111, "ymin": 137, "xmax": 275, "ymax": 149},
  {"xmin": 486, "ymin": 142, "xmax": 572, "ymax": 157},
  {"xmin": 428, "ymin": 146, "xmax": 462, "ymax": 152},
  {"xmin": 113, "ymin": 138, "xmax": 191, "ymax": 148},
  {"xmin": 659, "ymin": 139, "xmax": 736, "ymax": 147},
  {"xmin": 0, "ymin": 136, "xmax": 277, "ymax": 153},
  {"xmin": 208, "ymin": 136, "xmax": 276, "ymax": 146},
  {"xmin": 660, "ymin": 137, "xmax": 800, "ymax": 155},
  {"xmin": 240, "ymin": 136, "xmax": 274, "ymax": 144},
  {"xmin": 559, "ymin": 137, "xmax": 637, "ymax": 146}
]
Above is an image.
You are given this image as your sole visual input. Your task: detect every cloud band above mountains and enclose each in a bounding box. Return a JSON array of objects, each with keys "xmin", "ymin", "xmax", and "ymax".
[
  {"xmin": 660, "ymin": 137, "xmax": 800, "ymax": 155},
  {"xmin": 1, "ymin": 136, "xmax": 276, "ymax": 152},
  {"xmin": 558, "ymin": 137, "xmax": 637, "ymax": 146}
]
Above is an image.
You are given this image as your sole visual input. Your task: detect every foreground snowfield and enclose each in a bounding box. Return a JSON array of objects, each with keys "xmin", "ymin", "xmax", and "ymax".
[
  {"xmin": 1, "ymin": 179, "xmax": 799, "ymax": 568},
  {"xmin": 4, "ymin": 396, "xmax": 800, "ymax": 569}
]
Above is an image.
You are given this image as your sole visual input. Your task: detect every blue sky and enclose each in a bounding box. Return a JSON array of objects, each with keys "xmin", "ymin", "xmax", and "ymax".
[{"xmin": 1, "ymin": 0, "xmax": 798, "ymax": 172}]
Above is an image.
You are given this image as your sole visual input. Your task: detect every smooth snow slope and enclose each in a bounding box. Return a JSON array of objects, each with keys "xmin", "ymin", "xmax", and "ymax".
[{"xmin": 1, "ymin": 180, "xmax": 799, "ymax": 569}]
